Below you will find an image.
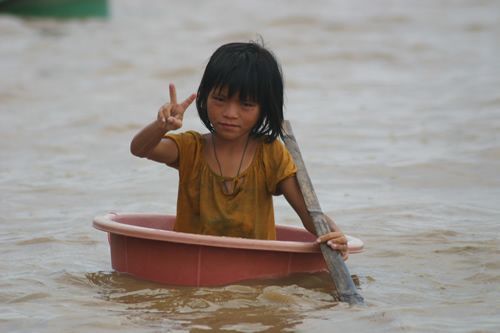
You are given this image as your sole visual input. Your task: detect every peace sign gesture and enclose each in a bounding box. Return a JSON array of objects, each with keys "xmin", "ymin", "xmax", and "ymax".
[{"xmin": 157, "ymin": 83, "xmax": 196, "ymax": 131}]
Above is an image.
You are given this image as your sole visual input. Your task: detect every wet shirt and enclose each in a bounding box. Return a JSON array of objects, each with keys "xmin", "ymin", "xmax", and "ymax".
[{"xmin": 165, "ymin": 131, "xmax": 297, "ymax": 240}]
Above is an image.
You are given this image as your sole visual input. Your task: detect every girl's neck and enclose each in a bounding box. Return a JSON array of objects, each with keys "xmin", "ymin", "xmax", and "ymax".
[
  {"xmin": 205, "ymin": 132, "xmax": 258, "ymax": 180},
  {"xmin": 211, "ymin": 133, "xmax": 251, "ymax": 152}
]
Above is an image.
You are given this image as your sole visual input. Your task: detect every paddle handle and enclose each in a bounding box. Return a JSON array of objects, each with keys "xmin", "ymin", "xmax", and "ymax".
[{"xmin": 282, "ymin": 120, "xmax": 364, "ymax": 305}]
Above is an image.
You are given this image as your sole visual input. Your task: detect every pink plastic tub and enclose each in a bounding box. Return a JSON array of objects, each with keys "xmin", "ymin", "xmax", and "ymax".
[{"xmin": 93, "ymin": 213, "xmax": 363, "ymax": 286}]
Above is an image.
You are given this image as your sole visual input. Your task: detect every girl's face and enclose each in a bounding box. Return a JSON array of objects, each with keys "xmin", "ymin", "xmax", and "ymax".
[{"xmin": 207, "ymin": 87, "xmax": 261, "ymax": 141}]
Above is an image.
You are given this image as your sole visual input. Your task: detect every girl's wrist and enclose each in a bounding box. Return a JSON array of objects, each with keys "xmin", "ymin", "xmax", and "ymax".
[{"xmin": 154, "ymin": 118, "xmax": 170, "ymax": 132}]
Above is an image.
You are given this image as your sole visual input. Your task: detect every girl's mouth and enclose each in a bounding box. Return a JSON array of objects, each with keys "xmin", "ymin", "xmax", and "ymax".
[{"xmin": 219, "ymin": 122, "xmax": 239, "ymax": 129}]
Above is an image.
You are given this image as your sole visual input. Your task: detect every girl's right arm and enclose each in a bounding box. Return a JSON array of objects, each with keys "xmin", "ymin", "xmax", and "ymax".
[
  {"xmin": 130, "ymin": 84, "xmax": 196, "ymax": 165},
  {"xmin": 130, "ymin": 119, "xmax": 179, "ymax": 165}
]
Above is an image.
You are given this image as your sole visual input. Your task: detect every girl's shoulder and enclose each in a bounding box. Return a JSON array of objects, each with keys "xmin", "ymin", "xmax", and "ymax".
[
  {"xmin": 169, "ymin": 130, "xmax": 202, "ymax": 139},
  {"xmin": 164, "ymin": 131, "xmax": 209, "ymax": 156},
  {"xmin": 259, "ymin": 137, "xmax": 290, "ymax": 164},
  {"xmin": 260, "ymin": 137, "xmax": 286, "ymax": 153},
  {"xmin": 166, "ymin": 130, "xmax": 204, "ymax": 143},
  {"xmin": 258, "ymin": 136, "xmax": 296, "ymax": 192}
]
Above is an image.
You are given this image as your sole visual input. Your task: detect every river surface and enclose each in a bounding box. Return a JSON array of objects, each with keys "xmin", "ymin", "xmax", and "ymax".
[{"xmin": 1, "ymin": 0, "xmax": 499, "ymax": 332}]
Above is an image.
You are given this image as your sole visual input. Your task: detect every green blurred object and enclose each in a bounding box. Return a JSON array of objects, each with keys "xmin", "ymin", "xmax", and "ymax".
[{"xmin": 0, "ymin": 0, "xmax": 108, "ymax": 18}]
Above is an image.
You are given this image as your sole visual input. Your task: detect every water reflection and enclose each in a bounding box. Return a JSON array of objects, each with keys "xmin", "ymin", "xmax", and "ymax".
[{"xmin": 86, "ymin": 271, "xmax": 360, "ymax": 331}]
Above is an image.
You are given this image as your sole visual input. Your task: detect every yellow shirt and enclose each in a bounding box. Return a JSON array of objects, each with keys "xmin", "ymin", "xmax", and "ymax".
[{"xmin": 165, "ymin": 131, "xmax": 297, "ymax": 240}]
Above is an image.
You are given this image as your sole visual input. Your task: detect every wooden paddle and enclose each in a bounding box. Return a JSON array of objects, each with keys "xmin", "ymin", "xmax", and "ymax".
[{"xmin": 282, "ymin": 120, "xmax": 365, "ymax": 305}]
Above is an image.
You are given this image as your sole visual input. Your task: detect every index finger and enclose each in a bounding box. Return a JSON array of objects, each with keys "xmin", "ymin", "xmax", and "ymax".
[
  {"xmin": 180, "ymin": 93, "xmax": 197, "ymax": 110},
  {"xmin": 169, "ymin": 83, "xmax": 177, "ymax": 105}
]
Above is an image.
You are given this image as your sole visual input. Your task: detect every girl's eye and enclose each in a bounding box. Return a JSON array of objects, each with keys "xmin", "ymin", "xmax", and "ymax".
[
  {"xmin": 212, "ymin": 95, "xmax": 225, "ymax": 102},
  {"xmin": 242, "ymin": 101, "xmax": 257, "ymax": 108}
]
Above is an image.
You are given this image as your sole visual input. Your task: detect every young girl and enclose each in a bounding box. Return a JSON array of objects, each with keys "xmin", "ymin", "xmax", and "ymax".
[{"xmin": 130, "ymin": 42, "xmax": 349, "ymax": 259}]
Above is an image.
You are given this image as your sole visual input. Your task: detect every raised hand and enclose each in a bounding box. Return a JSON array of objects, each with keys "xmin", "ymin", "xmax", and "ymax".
[{"xmin": 157, "ymin": 83, "xmax": 196, "ymax": 131}]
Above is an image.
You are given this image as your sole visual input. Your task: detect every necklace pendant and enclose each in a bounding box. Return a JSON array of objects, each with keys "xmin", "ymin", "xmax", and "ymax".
[{"xmin": 221, "ymin": 179, "xmax": 231, "ymax": 195}]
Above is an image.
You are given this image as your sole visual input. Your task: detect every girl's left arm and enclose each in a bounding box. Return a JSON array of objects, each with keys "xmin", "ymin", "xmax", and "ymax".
[{"xmin": 278, "ymin": 175, "xmax": 349, "ymax": 260}]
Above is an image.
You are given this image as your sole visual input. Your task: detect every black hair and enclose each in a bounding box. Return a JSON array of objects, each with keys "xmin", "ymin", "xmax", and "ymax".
[{"xmin": 196, "ymin": 42, "xmax": 284, "ymax": 142}]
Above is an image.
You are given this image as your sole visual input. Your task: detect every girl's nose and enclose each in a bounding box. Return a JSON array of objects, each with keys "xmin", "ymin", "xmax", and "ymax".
[{"xmin": 223, "ymin": 101, "xmax": 239, "ymax": 118}]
